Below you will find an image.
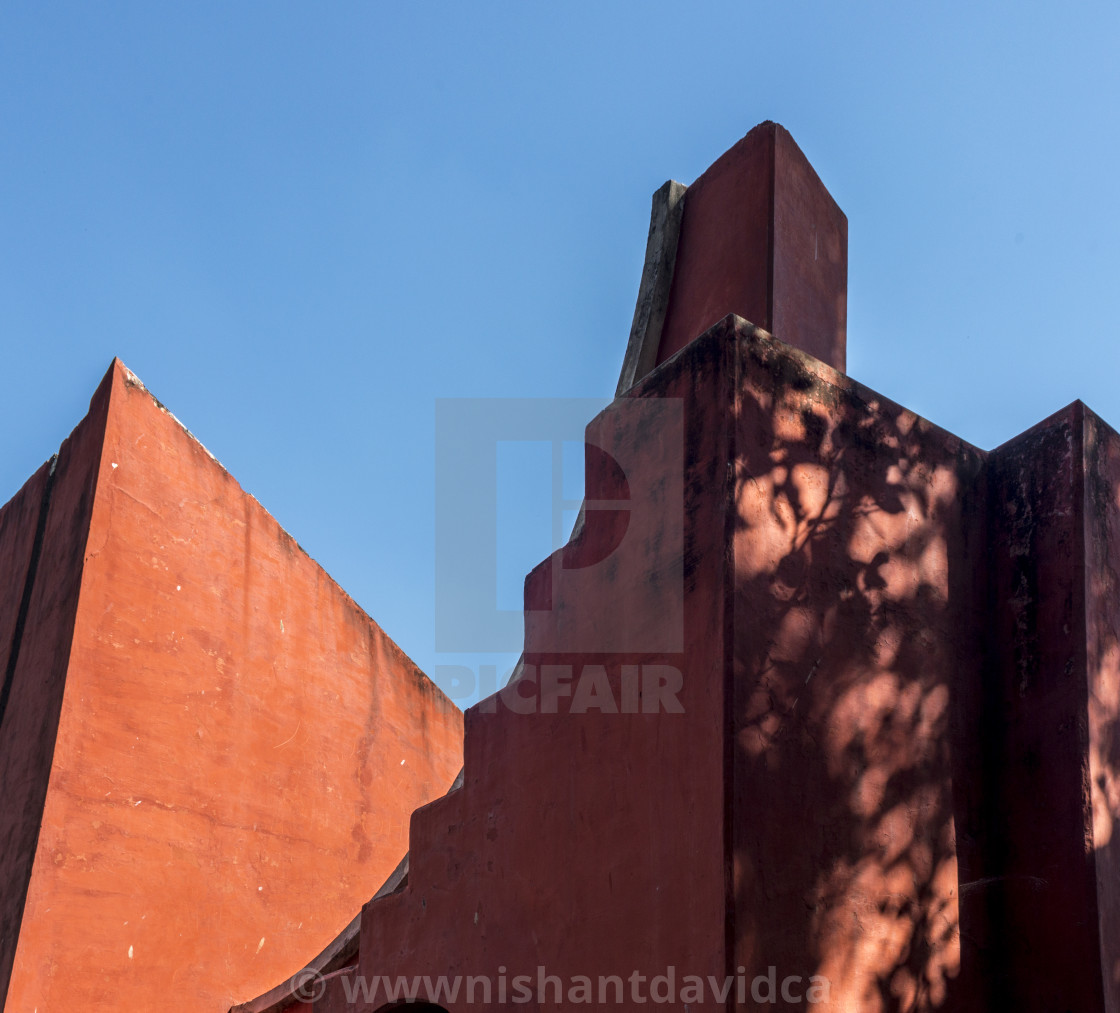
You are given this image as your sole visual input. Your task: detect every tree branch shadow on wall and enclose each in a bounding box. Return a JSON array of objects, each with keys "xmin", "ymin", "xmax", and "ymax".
[{"xmin": 728, "ymin": 364, "xmax": 983, "ymax": 1013}]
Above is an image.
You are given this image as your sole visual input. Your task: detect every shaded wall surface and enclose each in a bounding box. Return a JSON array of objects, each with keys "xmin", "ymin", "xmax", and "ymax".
[
  {"xmin": 341, "ymin": 320, "xmax": 984, "ymax": 1013},
  {"xmin": 252, "ymin": 318, "xmax": 1120, "ymax": 1013},
  {"xmin": 728, "ymin": 328, "xmax": 986, "ymax": 1009},
  {"xmin": 0, "ymin": 373, "xmax": 112, "ymax": 1010},
  {"xmin": 655, "ymin": 122, "xmax": 847, "ymax": 374},
  {"xmin": 353, "ymin": 323, "xmax": 732, "ymax": 1007},
  {"xmin": 0, "ymin": 360, "xmax": 464, "ymax": 1012},
  {"xmin": 966, "ymin": 403, "xmax": 1120, "ymax": 1012}
]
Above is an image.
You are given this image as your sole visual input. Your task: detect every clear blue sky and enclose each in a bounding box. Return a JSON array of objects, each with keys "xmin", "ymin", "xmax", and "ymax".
[{"xmin": 2, "ymin": 2, "xmax": 1118, "ymax": 705}]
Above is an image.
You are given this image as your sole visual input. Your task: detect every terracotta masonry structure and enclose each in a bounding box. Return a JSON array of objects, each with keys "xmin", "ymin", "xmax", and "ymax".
[
  {"xmin": 236, "ymin": 122, "xmax": 1120, "ymax": 1013},
  {"xmin": 2, "ymin": 121, "xmax": 1119, "ymax": 1013},
  {"xmin": 0, "ymin": 362, "xmax": 463, "ymax": 1011}
]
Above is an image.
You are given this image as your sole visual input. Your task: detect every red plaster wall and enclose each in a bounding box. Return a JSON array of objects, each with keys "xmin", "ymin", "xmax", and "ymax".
[
  {"xmin": 1, "ymin": 371, "xmax": 113, "ymax": 1009},
  {"xmin": 656, "ymin": 123, "xmax": 847, "ymax": 373},
  {"xmin": 328, "ymin": 322, "xmax": 983, "ymax": 1013},
  {"xmin": 1086, "ymin": 410, "xmax": 1120, "ymax": 1009},
  {"xmin": 728, "ymin": 321, "xmax": 986, "ymax": 1010},
  {"xmin": 968, "ymin": 403, "xmax": 1120, "ymax": 1013},
  {"xmin": 657, "ymin": 127, "xmax": 773, "ymax": 364},
  {"xmin": 356, "ymin": 330, "xmax": 732, "ymax": 1007},
  {"xmin": 1, "ymin": 360, "xmax": 463, "ymax": 1012},
  {"xmin": 770, "ymin": 126, "xmax": 847, "ymax": 374},
  {"xmin": 0, "ymin": 463, "xmax": 56, "ymax": 990}
]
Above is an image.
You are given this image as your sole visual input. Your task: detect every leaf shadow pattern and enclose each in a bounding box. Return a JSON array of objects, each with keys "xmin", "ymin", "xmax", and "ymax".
[
  {"xmin": 1085, "ymin": 413, "xmax": 1120, "ymax": 1009},
  {"xmin": 728, "ymin": 344, "xmax": 987, "ymax": 1013}
]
